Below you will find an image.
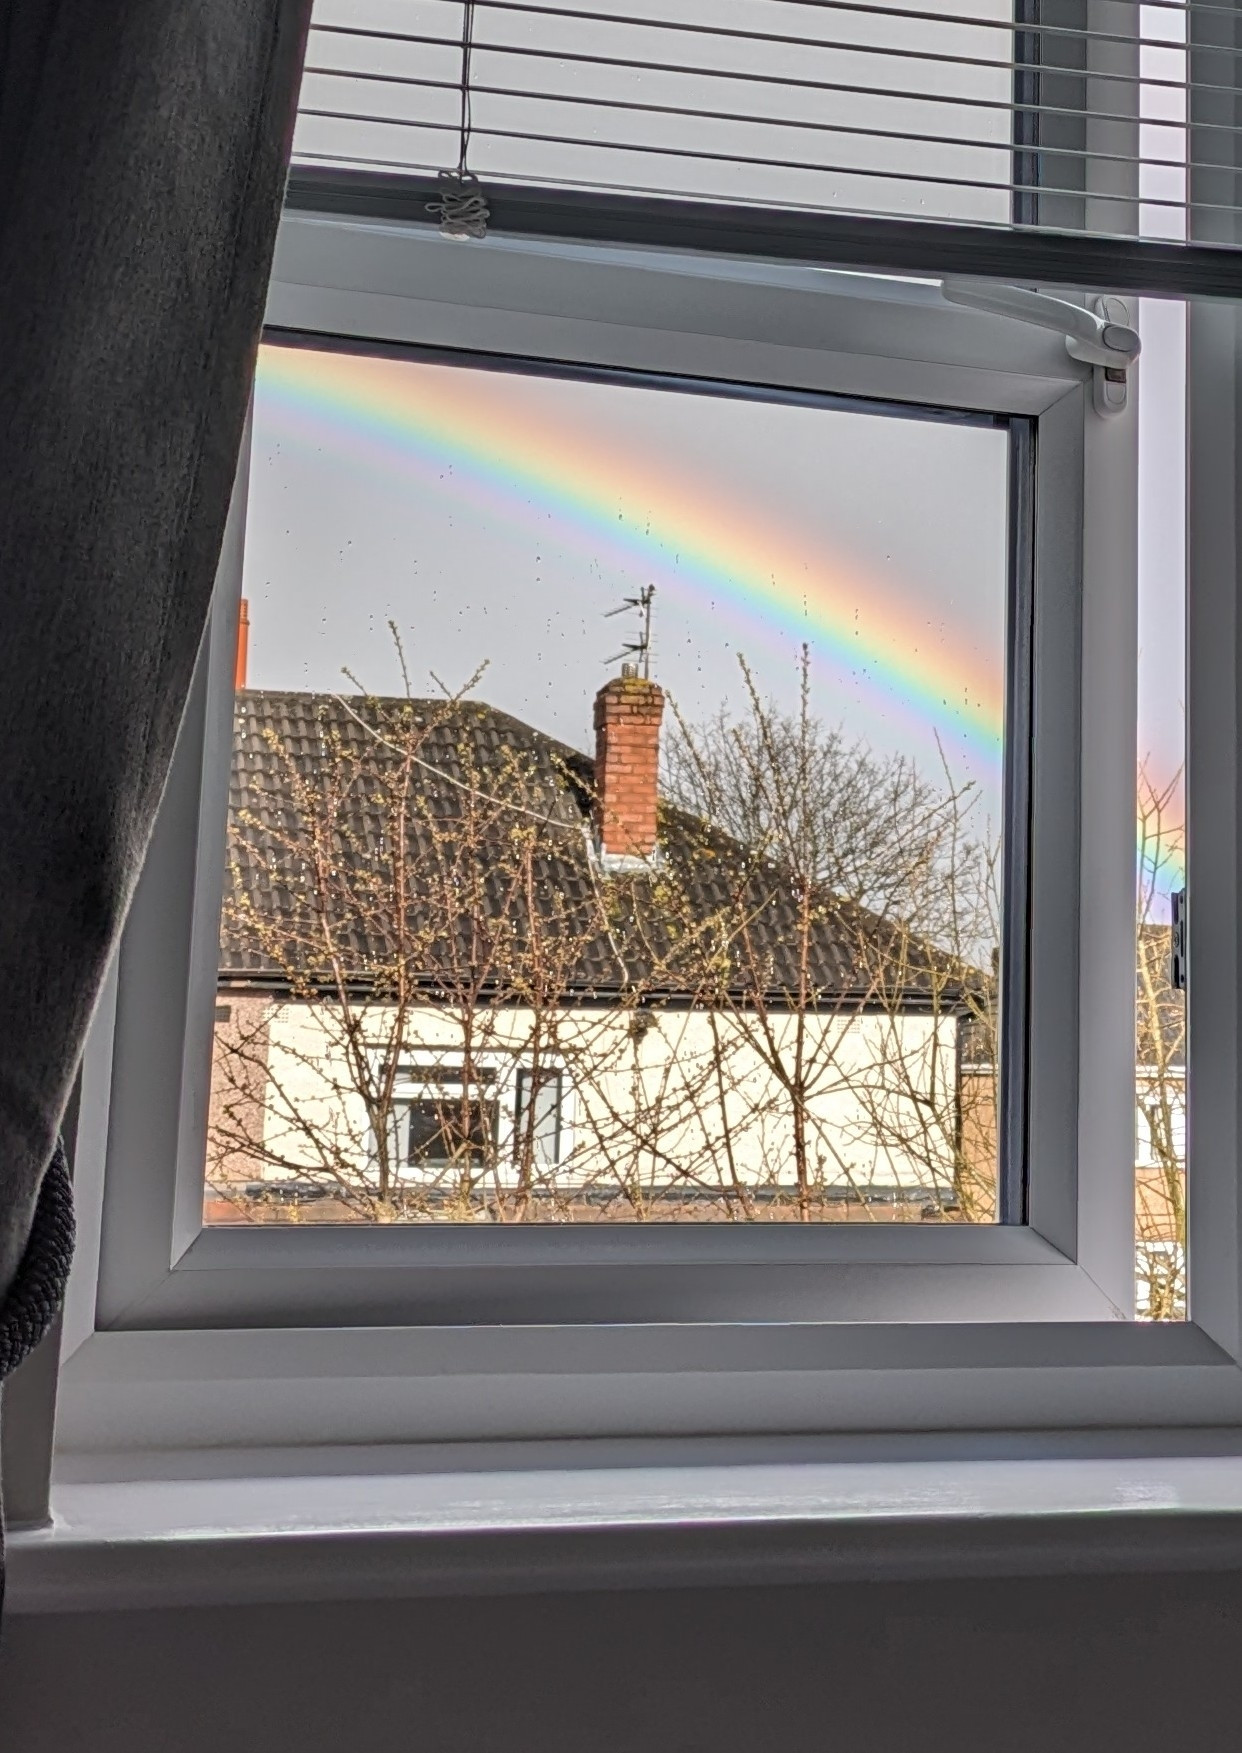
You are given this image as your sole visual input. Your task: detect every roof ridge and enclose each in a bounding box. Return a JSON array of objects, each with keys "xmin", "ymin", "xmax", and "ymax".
[{"xmin": 234, "ymin": 686, "xmax": 594, "ymax": 772}]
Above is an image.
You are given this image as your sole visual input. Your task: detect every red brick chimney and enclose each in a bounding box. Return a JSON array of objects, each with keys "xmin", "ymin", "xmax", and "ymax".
[
  {"xmin": 234, "ymin": 597, "xmax": 250, "ymax": 691},
  {"xmin": 593, "ymin": 664, "xmax": 665, "ymax": 865}
]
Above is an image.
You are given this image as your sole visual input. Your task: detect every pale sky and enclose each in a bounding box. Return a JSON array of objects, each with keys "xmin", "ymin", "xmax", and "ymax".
[{"xmin": 242, "ymin": 343, "xmax": 1011, "ymax": 835}]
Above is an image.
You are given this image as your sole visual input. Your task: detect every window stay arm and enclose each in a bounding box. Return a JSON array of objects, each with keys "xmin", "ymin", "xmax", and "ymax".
[{"xmin": 939, "ymin": 278, "xmax": 1140, "ymax": 417}]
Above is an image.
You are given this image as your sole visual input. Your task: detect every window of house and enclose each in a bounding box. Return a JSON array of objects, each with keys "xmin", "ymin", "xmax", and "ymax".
[
  {"xmin": 81, "ymin": 224, "xmax": 1155, "ymax": 1355},
  {"xmin": 202, "ymin": 336, "xmax": 1016, "ymax": 1230},
  {"xmin": 51, "ymin": 1, "xmax": 1242, "ymax": 1467},
  {"xmin": 403, "ymin": 1075, "xmax": 500, "ymax": 1172},
  {"xmin": 1135, "ymin": 292, "xmax": 1187, "ymax": 1322}
]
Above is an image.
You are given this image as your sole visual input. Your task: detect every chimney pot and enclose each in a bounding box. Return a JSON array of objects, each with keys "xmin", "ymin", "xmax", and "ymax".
[{"xmin": 234, "ymin": 597, "xmax": 250, "ymax": 691}]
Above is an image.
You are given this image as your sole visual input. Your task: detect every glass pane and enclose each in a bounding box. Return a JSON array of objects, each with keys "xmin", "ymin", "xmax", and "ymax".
[
  {"xmin": 203, "ymin": 341, "xmax": 1012, "ymax": 1225},
  {"xmin": 406, "ymin": 1095, "xmax": 498, "ymax": 1166},
  {"xmin": 1135, "ymin": 291, "xmax": 1186, "ymax": 1320}
]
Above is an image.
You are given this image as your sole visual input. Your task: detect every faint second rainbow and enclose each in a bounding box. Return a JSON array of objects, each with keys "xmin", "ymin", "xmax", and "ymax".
[{"xmin": 255, "ymin": 343, "xmax": 1005, "ymax": 764}]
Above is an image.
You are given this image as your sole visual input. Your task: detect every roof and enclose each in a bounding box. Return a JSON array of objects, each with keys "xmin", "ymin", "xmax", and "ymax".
[{"xmin": 219, "ymin": 689, "xmax": 973, "ymax": 1010}]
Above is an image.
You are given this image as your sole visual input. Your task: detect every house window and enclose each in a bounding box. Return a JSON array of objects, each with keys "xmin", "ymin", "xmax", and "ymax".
[
  {"xmin": 381, "ymin": 1060, "xmax": 566, "ymax": 1211},
  {"xmin": 401, "ymin": 1070, "xmax": 500, "ymax": 1173},
  {"xmin": 59, "ymin": 11, "xmax": 1242, "ymax": 1463},
  {"xmin": 201, "ymin": 333, "xmax": 1017, "ymax": 1229},
  {"xmin": 1135, "ymin": 289, "xmax": 1187, "ymax": 1319}
]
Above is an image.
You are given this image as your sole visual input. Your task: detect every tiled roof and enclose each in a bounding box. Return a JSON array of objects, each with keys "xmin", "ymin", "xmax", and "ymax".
[{"xmin": 219, "ymin": 690, "xmax": 963, "ymax": 1007}]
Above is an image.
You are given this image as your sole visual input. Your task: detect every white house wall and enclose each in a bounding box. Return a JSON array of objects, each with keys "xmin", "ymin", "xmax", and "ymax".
[{"xmin": 250, "ymin": 1001, "xmax": 979, "ymax": 1205}]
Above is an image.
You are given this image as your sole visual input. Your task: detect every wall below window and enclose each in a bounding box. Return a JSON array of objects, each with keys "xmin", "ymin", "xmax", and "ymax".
[{"xmin": 3, "ymin": 1569, "xmax": 1239, "ymax": 1752}]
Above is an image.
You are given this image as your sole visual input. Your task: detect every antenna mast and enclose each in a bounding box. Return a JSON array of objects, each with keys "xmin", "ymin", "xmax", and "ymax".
[{"xmin": 603, "ymin": 584, "xmax": 655, "ymax": 678}]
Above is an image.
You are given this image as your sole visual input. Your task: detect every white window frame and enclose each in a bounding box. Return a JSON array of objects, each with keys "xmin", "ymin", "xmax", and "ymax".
[
  {"xmin": 388, "ymin": 1051, "xmax": 573, "ymax": 1185},
  {"xmin": 51, "ymin": 211, "xmax": 1242, "ymax": 1462}
]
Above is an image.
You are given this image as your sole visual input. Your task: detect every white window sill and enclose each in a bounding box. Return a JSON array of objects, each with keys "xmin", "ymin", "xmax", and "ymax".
[{"xmin": 11, "ymin": 1453, "xmax": 1242, "ymax": 1615}]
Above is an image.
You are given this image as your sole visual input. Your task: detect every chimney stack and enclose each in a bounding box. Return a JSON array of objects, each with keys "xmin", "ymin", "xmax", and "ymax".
[
  {"xmin": 234, "ymin": 597, "xmax": 250, "ymax": 691},
  {"xmin": 593, "ymin": 663, "xmax": 665, "ymax": 866}
]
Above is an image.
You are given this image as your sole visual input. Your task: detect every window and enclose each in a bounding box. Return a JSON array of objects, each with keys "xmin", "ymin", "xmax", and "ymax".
[
  {"xmin": 72, "ymin": 222, "xmax": 1152, "ymax": 1350},
  {"xmin": 1135, "ymin": 283, "xmax": 1187, "ymax": 1321},
  {"xmin": 403, "ymin": 1075, "xmax": 500, "ymax": 1170},
  {"xmin": 204, "ymin": 335, "xmax": 1016, "ymax": 1229},
  {"xmin": 51, "ymin": 10, "xmax": 1242, "ymax": 1461}
]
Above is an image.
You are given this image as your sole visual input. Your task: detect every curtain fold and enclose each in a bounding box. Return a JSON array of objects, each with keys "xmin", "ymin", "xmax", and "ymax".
[{"xmin": 0, "ymin": 0, "xmax": 312, "ymax": 1525}]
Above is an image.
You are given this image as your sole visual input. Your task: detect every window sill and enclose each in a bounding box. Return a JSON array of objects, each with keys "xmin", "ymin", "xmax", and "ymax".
[{"xmin": 11, "ymin": 1451, "xmax": 1242, "ymax": 1615}]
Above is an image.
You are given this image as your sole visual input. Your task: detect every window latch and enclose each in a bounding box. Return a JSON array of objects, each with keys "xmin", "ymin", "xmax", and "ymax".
[
  {"xmin": 939, "ymin": 279, "xmax": 1141, "ymax": 418},
  {"xmin": 1171, "ymin": 887, "xmax": 1188, "ymax": 993}
]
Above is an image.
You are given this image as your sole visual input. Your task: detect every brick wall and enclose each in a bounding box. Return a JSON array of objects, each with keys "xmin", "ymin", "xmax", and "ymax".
[{"xmin": 204, "ymin": 989, "xmax": 272, "ymax": 1221}]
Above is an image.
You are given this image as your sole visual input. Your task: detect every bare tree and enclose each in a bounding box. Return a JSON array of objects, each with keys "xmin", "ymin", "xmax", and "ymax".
[
  {"xmin": 1135, "ymin": 763, "xmax": 1187, "ymax": 1320},
  {"xmin": 660, "ymin": 651, "xmax": 1000, "ymax": 1221},
  {"xmin": 664, "ymin": 651, "xmax": 996, "ymax": 955}
]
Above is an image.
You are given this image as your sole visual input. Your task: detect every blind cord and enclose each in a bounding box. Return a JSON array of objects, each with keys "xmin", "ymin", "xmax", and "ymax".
[{"xmin": 428, "ymin": 0, "xmax": 490, "ymax": 239}]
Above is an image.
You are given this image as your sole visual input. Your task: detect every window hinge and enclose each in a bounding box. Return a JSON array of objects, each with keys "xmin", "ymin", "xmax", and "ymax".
[
  {"xmin": 1171, "ymin": 887, "xmax": 1188, "ymax": 993},
  {"xmin": 939, "ymin": 279, "xmax": 1141, "ymax": 418}
]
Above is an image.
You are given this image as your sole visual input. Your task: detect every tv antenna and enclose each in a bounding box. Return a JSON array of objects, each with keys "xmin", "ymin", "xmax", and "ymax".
[{"xmin": 604, "ymin": 585, "xmax": 655, "ymax": 678}]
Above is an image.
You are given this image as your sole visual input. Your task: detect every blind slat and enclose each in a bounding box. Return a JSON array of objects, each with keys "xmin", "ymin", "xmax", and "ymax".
[
  {"xmin": 310, "ymin": 19, "xmax": 1198, "ymax": 95},
  {"xmin": 405, "ymin": 0, "xmax": 1220, "ymax": 63},
  {"xmin": 301, "ymin": 107, "xmax": 1201, "ymax": 209},
  {"xmin": 304, "ymin": 61, "xmax": 1204, "ymax": 158}
]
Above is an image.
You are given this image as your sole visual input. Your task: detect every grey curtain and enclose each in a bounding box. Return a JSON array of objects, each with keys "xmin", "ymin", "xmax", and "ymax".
[{"xmin": 0, "ymin": 0, "xmax": 312, "ymax": 1566}]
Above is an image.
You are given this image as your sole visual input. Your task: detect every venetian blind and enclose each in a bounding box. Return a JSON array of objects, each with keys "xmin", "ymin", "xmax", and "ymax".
[{"xmin": 292, "ymin": 2, "xmax": 1242, "ymax": 248}]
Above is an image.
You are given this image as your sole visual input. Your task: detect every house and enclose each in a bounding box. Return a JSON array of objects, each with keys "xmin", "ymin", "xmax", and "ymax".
[{"xmin": 207, "ymin": 665, "xmax": 997, "ymax": 1224}]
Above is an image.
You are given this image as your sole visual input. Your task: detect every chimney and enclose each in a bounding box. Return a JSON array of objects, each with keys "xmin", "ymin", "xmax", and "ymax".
[
  {"xmin": 593, "ymin": 663, "xmax": 665, "ymax": 866},
  {"xmin": 234, "ymin": 597, "xmax": 250, "ymax": 691}
]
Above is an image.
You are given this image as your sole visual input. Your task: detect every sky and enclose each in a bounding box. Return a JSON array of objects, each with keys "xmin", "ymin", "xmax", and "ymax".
[{"xmin": 242, "ymin": 340, "xmax": 1011, "ymax": 839}]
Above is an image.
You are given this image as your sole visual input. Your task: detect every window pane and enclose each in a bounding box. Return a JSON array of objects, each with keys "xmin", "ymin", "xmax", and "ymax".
[
  {"xmin": 203, "ymin": 341, "xmax": 1013, "ymax": 1225},
  {"xmin": 1136, "ymin": 291, "xmax": 1186, "ymax": 1320},
  {"xmin": 405, "ymin": 1095, "xmax": 498, "ymax": 1167}
]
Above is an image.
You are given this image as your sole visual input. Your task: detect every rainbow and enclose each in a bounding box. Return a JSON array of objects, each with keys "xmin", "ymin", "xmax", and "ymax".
[
  {"xmin": 255, "ymin": 342, "xmax": 1187, "ymax": 897},
  {"xmin": 1138, "ymin": 776, "xmax": 1187, "ymax": 897},
  {"xmin": 255, "ymin": 343, "xmax": 1005, "ymax": 764}
]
